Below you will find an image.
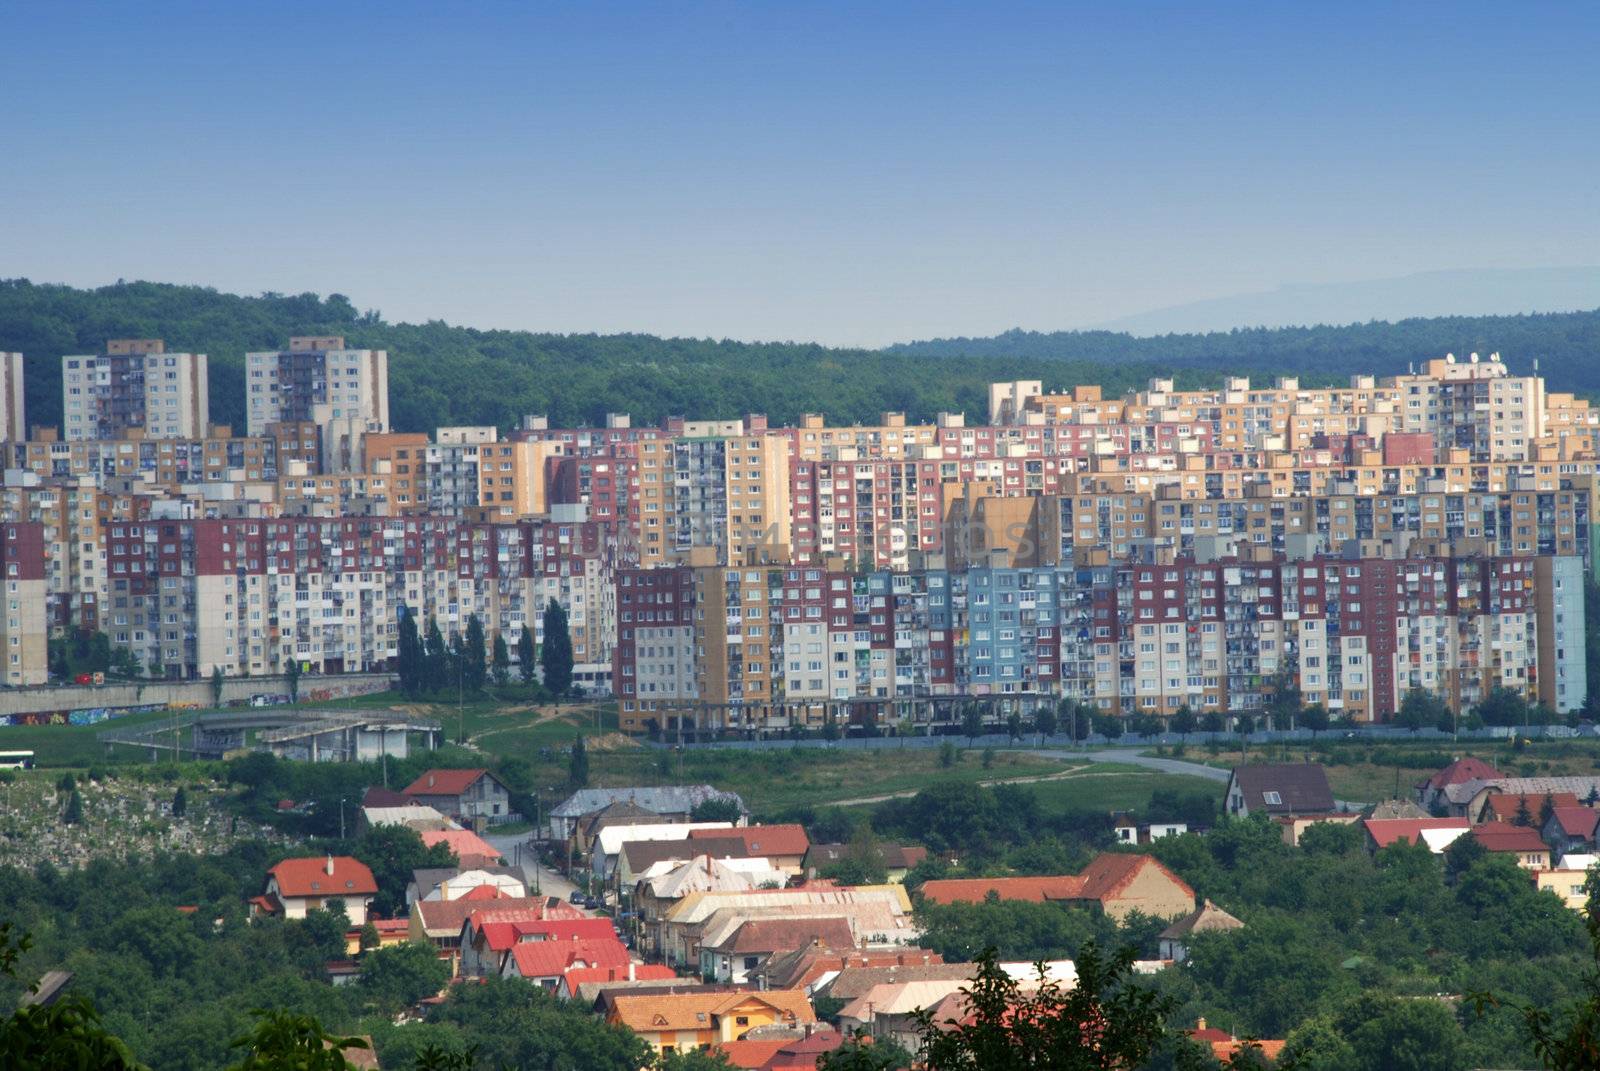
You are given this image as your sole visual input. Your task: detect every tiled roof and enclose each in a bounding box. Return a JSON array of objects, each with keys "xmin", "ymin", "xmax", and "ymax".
[
  {"xmin": 476, "ymin": 917, "xmax": 617, "ymax": 952},
  {"xmin": 815, "ymin": 963, "xmax": 974, "ymax": 1001},
  {"xmin": 362, "ymin": 786, "xmax": 415, "ymax": 808},
  {"xmin": 507, "ymin": 937, "xmax": 628, "ymax": 979},
  {"xmin": 838, "ymin": 979, "xmax": 969, "ymax": 1021},
  {"xmin": 715, "ymin": 917, "xmax": 856, "ymax": 955},
  {"xmin": 421, "ymin": 829, "xmax": 503, "ymax": 863},
  {"xmin": 1421, "ymin": 757, "xmax": 1502, "ymax": 791},
  {"xmin": 1230, "ymin": 764, "xmax": 1336, "ymax": 814},
  {"xmin": 692, "ymin": 824, "xmax": 811, "ymax": 857},
  {"xmin": 413, "ymin": 895, "xmax": 554, "ymax": 937},
  {"xmin": 268, "ymin": 856, "xmax": 378, "ymax": 898},
  {"xmin": 1550, "ymin": 806, "xmax": 1600, "ymax": 839},
  {"xmin": 1362, "ymin": 817, "xmax": 1470, "ymax": 849},
  {"xmin": 1158, "ymin": 899, "xmax": 1245, "ymax": 940},
  {"xmin": 624, "ymin": 836, "xmax": 751, "ymax": 873},
  {"xmin": 754, "ymin": 947, "xmax": 944, "ymax": 992},
  {"xmin": 918, "ymin": 876, "xmax": 1085, "ymax": 904},
  {"xmin": 1482, "ymin": 793, "xmax": 1582, "ymax": 823},
  {"xmin": 404, "ymin": 769, "xmax": 492, "ymax": 797},
  {"xmin": 767, "ymin": 1029, "xmax": 846, "ymax": 1067},
  {"xmin": 562, "ymin": 964, "xmax": 676, "ymax": 991},
  {"xmin": 609, "ymin": 990, "xmax": 814, "ymax": 1034},
  {"xmin": 1470, "ymin": 824, "xmax": 1550, "ymax": 853},
  {"xmin": 716, "ymin": 1039, "xmax": 789, "ymax": 1070},
  {"xmin": 552, "ymin": 785, "xmax": 744, "ymax": 820},
  {"xmin": 882, "ymin": 846, "xmax": 928, "ymax": 870}
]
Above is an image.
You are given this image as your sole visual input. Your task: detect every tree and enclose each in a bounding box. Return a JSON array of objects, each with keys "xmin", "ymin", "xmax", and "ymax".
[
  {"xmin": 1515, "ymin": 797, "xmax": 1535, "ymax": 828},
  {"xmin": 358, "ymin": 922, "xmax": 381, "ymax": 953},
  {"xmin": 569, "ymin": 735, "xmax": 590, "ymax": 787},
  {"xmin": 1035, "ymin": 704, "xmax": 1058, "ymax": 740},
  {"xmin": 962, "ymin": 702, "xmax": 984, "ymax": 742},
  {"xmin": 1093, "ymin": 713, "xmax": 1123, "ymax": 741},
  {"xmin": 397, "ymin": 610, "xmax": 422, "ymax": 698},
  {"xmin": 63, "ymin": 789, "xmax": 84, "ymax": 826},
  {"xmin": 225, "ymin": 1010, "xmax": 369, "ymax": 1071},
  {"xmin": 1201, "ymin": 711, "xmax": 1225, "ymax": 734},
  {"xmin": 823, "ymin": 714, "xmax": 841, "ymax": 742},
  {"xmin": 1006, "ymin": 711, "xmax": 1023, "ymax": 742},
  {"xmin": 355, "ymin": 824, "xmax": 456, "ymax": 917},
  {"xmin": 210, "ymin": 665, "xmax": 225, "ymax": 707},
  {"xmin": 1172, "ymin": 705, "xmax": 1197, "ymax": 738},
  {"xmin": 359, "ymin": 941, "xmax": 452, "ymax": 1013},
  {"xmin": 285, "ymin": 657, "xmax": 301, "ymax": 705},
  {"xmin": 822, "ymin": 823, "xmax": 889, "ymax": 887},
  {"xmin": 172, "ymin": 785, "xmax": 188, "ymax": 819},
  {"xmin": 463, "ymin": 614, "xmax": 487, "ymax": 693},
  {"xmin": 1398, "ymin": 688, "xmax": 1449, "ymax": 732},
  {"xmin": 541, "ymin": 599, "xmax": 574, "ymax": 697},
  {"xmin": 1266, "ymin": 669, "xmax": 1302, "ymax": 731},
  {"xmin": 1476, "ymin": 686, "xmax": 1532, "ymax": 728},
  {"xmin": 517, "ymin": 625, "xmax": 536, "ymax": 685},
  {"xmin": 491, "ymin": 632, "xmax": 511, "ymax": 687},
  {"xmin": 0, "ymin": 923, "xmax": 147, "ymax": 1070},
  {"xmin": 817, "ymin": 1030, "xmax": 914, "ymax": 1070},
  {"xmin": 690, "ymin": 797, "xmax": 743, "ymax": 823},
  {"xmin": 914, "ymin": 944, "xmax": 1172, "ymax": 1071},
  {"xmin": 1539, "ymin": 793, "xmax": 1558, "ymax": 831},
  {"xmin": 424, "ymin": 617, "xmax": 449, "ymax": 695},
  {"xmin": 655, "ymin": 1050, "xmax": 737, "ymax": 1070},
  {"xmin": 1235, "ymin": 712, "xmax": 1255, "ymax": 736},
  {"xmin": 940, "ymin": 739, "xmax": 958, "ymax": 768},
  {"xmin": 1300, "ymin": 703, "xmax": 1330, "ymax": 736}
]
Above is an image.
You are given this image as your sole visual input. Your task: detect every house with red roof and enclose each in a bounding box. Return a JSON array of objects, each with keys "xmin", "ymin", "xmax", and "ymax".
[
  {"xmin": 918, "ymin": 853, "xmax": 1194, "ymax": 921},
  {"xmin": 460, "ymin": 913, "xmax": 616, "ymax": 977},
  {"xmin": 1480, "ymin": 792, "xmax": 1582, "ymax": 826},
  {"xmin": 1543, "ymin": 806, "xmax": 1600, "ymax": 855},
  {"xmin": 258, "ymin": 856, "xmax": 378, "ymax": 924},
  {"xmin": 690, "ymin": 824, "xmax": 812, "ymax": 872},
  {"xmin": 421, "ymin": 829, "xmax": 503, "ymax": 868},
  {"xmin": 403, "ymin": 769, "xmax": 513, "ymax": 822},
  {"xmin": 1416, "ymin": 757, "xmax": 1503, "ymax": 811},
  {"xmin": 500, "ymin": 937, "xmax": 630, "ymax": 987},
  {"xmin": 1189, "ymin": 1018, "xmax": 1285, "ymax": 1065},
  {"xmin": 557, "ymin": 963, "xmax": 677, "ymax": 1000},
  {"xmin": 1361, "ymin": 817, "xmax": 1470, "ymax": 854},
  {"xmin": 1469, "ymin": 824, "xmax": 1552, "ymax": 870}
]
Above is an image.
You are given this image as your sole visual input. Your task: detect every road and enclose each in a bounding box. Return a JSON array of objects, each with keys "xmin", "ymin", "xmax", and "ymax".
[
  {"xmin": 482, "ymin": 830, "xmax": 581, "ymax": 902},
  {"xmin": 1036, "ymin": 748, "xmax": 1362, "ymax": 809}
]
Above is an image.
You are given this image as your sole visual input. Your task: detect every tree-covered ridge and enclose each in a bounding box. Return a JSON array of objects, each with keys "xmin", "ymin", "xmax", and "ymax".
[{"xmin": 17, "ymin": 278, "xmax": 1586, "ymax": 439}]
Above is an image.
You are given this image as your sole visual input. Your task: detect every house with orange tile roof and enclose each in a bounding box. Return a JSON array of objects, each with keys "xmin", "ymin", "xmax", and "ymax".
[
  {"xmin": 1469, "ymin": 824, "xmax": 1552, "ymax": 870},
  {"xmin": 259, "ymin": 855, "xmax": 378, "ymax": 924},
  {"xmin": 690, "ymin": 824, "xmax": 812, "ymax": 872},
  {"xmin": 1416, "ymin": 757, "xmax": 1503, "ymax": 811},
  {"xmin": 1361, "ymin": 817, "xmax": 1470, "ymax": 854},
  {"xmin": 557, "ymin": 963, "xmax": 677, "ymax": 1000},
  {"xmin": 700, "ymin": 917, "xmax": 857, "ymax": 984},
  {"xmin": 1543, "ymin": 805, "xmax": 1600, "ymax": 855},
  {"xmin": 1479, "ymin": 792, "xmax": 1582, "ymax": 826},
  {"xmin": 501, "ymin": 937, "xmax": 630, "ymax": 987},
  {"xmin": 607, "ymin": 989, "xmax": 816, "ymax": 1055},
  {"xmin": 460, "ymin": 914, "xmax": 618, "ymax": 977},
  {"xmin": 918, "ymin": 853, "xmax": 1195, "ymax": 921},
  {"xmin": 403, "ymin": 768, "xmax": 513, "ymax": 822},
  {"xmin": 421, "ymin": 828, "xmax": 503, "ymax": 868}
]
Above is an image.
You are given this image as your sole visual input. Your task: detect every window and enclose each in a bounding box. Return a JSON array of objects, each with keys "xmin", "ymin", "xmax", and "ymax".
[{"xmin": 1262, "ymin": 791, "xmax": 1282, "ymax": 806}]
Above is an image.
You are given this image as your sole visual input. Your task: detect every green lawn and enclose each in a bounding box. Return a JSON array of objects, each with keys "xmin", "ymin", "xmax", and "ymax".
[{"xmin": 1024, "ymin": 770, "xmax": 1223, "ymax": 815}]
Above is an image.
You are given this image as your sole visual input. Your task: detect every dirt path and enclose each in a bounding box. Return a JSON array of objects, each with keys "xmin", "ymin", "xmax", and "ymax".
[{"xmin": 827, "ymin": 764, "xmax": 1130, "ymax": 807}]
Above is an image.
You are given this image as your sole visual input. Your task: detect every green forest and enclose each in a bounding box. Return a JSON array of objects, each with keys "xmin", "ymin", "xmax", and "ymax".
[{"xmin": 7, "ymin": 279, "xmax": 1597, "ymax": 438}]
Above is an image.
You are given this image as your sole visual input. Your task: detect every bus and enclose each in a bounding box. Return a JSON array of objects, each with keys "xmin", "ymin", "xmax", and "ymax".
[{"xmin": 0, "ymin": 750, "xmax": 35, "ymax": 770}]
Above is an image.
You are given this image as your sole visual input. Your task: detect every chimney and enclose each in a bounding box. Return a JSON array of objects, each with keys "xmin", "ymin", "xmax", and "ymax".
[
  {"xmin": 628, "ymin": 961, "xmax": 636, "ymax": 981},
  {"xmin": 325, "ymin": 855, "xmax": 335, "ymax": 876},
  {"xmin": 1197, "ymin": 1017, "xmax": 1207, "ymax": 1032}
]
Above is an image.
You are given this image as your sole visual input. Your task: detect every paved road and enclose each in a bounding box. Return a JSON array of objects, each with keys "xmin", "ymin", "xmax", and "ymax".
[
  {"xmin": 1047, "ymin": 748, "xmax": 1232, "ymax": 782},
  {"xmin": 482, "ymin": 830, "xmax": 581, "ymax": 902}
]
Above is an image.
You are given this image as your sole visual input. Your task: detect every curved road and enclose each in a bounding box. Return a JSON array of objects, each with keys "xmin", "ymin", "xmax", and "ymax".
[{"xmin": 1041, "ymin": 748, "xmax": 1231, "ymax": 782}]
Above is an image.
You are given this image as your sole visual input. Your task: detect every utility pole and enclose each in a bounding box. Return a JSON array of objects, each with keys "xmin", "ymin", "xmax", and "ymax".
[{"xmin": 339, "ymin": 797, "xmax": 347, "ymax": 841}]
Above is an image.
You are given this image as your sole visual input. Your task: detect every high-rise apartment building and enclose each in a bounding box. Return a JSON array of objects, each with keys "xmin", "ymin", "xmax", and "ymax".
[
  {"xmin": 245, "ymin": 337, "xmax": 389, "ymax": 470},
  {"xmin": 0, "ymin": 353, "xmax": 24, "ymax": 441},
  {"xmin": 61, "ymin": 340, "xmax": 210, "ymax": 440}
]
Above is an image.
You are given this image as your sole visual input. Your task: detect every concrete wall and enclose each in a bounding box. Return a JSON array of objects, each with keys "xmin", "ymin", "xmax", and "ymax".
[{"xmin": 0, "ymin": 672, "xmax": 393, "ymax": 719}]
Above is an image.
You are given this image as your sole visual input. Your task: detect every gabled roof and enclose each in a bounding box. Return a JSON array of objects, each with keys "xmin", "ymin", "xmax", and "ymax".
[
  {"xmin": 882, "ymin": 845, "xmax": 928, "ymax": 870},
  {"xmin": 1362, "ymin": 817, "xmax": 1470, "ymax": 850},
  {"xmin": 691, "ymin": 824, "xmax": 810, "ymax": 858},
  {"xmin": 410, "ymin": 864, "xmax": 525, "ymax": 897},
  {"xmin": 1421, "ymin": 757, "xmax": 1502, "ymax": 792},
  {"xmin": 1229, "ymin": 764, "xmax": 1336, "ymax": 814},
  {"xmin": 814, "ymin": 963, "xmax": 974, "ymax": 1001},
  {"xmin": 563, "ymin": 964, "xmax": 676, "ymax": 991},
  {"xmin": 551, "ymin": 785, "xmax": 744, "ymax": 820},
  {"xmin": 474, "ymin": 917, "xmax": 617, "ymax": 952},
  {"xmin": 1075, "ymin": 854, "xmax": 1194, "ymax": 904},
  {"xmin": 609, "ymin": 989, "xmax": 815, "ymax": 1034},
  {"xmin": 716, "ymin": 1039, "xmax": 789, "ymax": 1070},
  {"xmin": 766, "ymin": 1029, "xmax": 845, "ymax": 1067},
  {"xmin": 625, "ymin": 836, "xmax": 751, "ymax": 874},
  {"xmin": 506, "ymin": 937, "xmax": 629, "ymax": 979},
  {"xmin": 838, "ymin": 979, "xmax": 968, "ymax": 1021},
  {"xmin": 362, "ymin": 786, "xmax": 416, "ymax": 808},
  {"xmin": 1366, "ymin": 799, "xmax": 1430, "ymax": 820},
  {"xmin": 404, "ymin": 768, "xmax": 495, "ymax": 797},
  {"xmin": 1482, "ymin": 793, "xmax": 1582, "ymax": 823},
  {"xmin": 754, "ymin": 947, "xmax": 945, "ymax": 993},
  {"xmin": 1549, "ymin": 807, "xmax": 1600, "ymax": 839},
  {"xmin": 712, "ymin": 917, "xmax": 856, "ymax": 955},
  {"xmin": 1158, "ymin": 899, "xmax": 1244, "ymax": 940},
  {"xmin": 1470, "ymin": 824, "xmax": 1551, "ymax": 853},
  {"xmin": 421, "ymin": 829, "xmax": 503, "ymax": 863},
  {"xmin": 918, "ymin": 876, "xmax": 1084, "ymax": 904},
  {"xmin": 268, "ymin": 856, "xmax": 378, "ymax": 899},
  {"xmin": 412, "ymin": 895, "xmax": 563, "ymax": 938}
]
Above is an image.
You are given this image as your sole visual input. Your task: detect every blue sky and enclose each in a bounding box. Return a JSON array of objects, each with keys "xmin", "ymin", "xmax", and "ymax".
[{"xmin": 3, "ymin": 1, "xmax": 1597, "ymax": 345}]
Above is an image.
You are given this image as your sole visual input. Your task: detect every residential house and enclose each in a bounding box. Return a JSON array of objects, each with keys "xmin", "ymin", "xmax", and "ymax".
[
  {"xmin": 634, "ymin": 855, "xmax": 785, "ymax": 931},
  {"xmin": 1113, "ymin": 820, "xmax": 1189, "ymax": 846},
  {"xmin": 657, "ymin": 886, "xmax": 913, "ymax": 969},
  {"xmin": 618, "ymin": 836, "xmax": 753, "ymax": 901},
  {"xmin": 801, "ymin": 844, "xmax": 928, "ymax": 883},
  {"xmin": 1224, "ymin": 764, "xmax": 1337, "ymax": 818},
  {"xmin": 836, "ymin": 980, "xmax": 971, "ymax": 1052},
  {"xmin": 811, "ymin": 963, "xmax": 974, "ymax": 1008},
  {"xmin": 1480, "ymin": 792, "xmax": 1582, "ymax": 826},
  {"xmin": 1536, "ymin": 868, "xmax": 1594, "ymax": 911},
  {"xmin": 461, "ymin": 914, "xmax": 618, "ymax": 978},
  {"xmin": 1361, "ymin": 818, "xmax": 1471, "ymax": 855},
  {"xmin": 407, "ymin": 865, "xmax": 526, "ymax": 906},
  {"xmin": 501, "ymin": 937, "xmax": 630, "ymax": 987},
  {"xmin": 408, "ymin": 895, "xmax": 571, "ymax": 966},
  {"xmin": 751, "ymin": 948, "xmax": 946, "ymax": 996},
  {"xmin": 1437, "ymin": 777, "xmax": 1600, "ymax": 822},
  {"xmin": 1190, "ymin": 1018, "xmax": 1287, "ymax": 1065},
  {"xmin": 341, "ymin": 917, "xmax": 411, "ymax": 956},
  {"xmin": 557, "ymin": 964, "xmax": 678, "ymax": 1001},
  {"xmin": 1274, "ymin": 812, "xmax": 1362, "ymax": 847},
  {"xmin": 548, "ymin": 785, "xmax": 746, "ymax": 840},
  {"xmin": 573, "ymin": 799, "xmax": 664, "ymax": 856},
  {"xmin": 1157, "ymin": 900, "xmax": 1244, "ymax": 962},
  {"xmin": 690, "ymin": 825, "xmax": 811, "ymax": 873},
  {"xmin": 594, "ymin": 822, "xmax": 737, "ymax": 884},
  {"xmin": 402, "ymin": 769, "xmax": 514, "ymax": 823},
  {"xmin": 421, "ymin": 829, "xmax": 503, "ymax": 868},
  {"xmin": 258, "ymin": 856, "xmax": 377, "ymax": 924},
  {"xmin": 918, "ymin": 854, "xmax": 1196, "ymax": 921},
  {"xmin": 1469, "ymin": 824, "xmax": 1552, "ymax": 870},
  {"xmin": 607, "ymin": 990, "xmax": 816, "ymax": 1055},
  {"xmin": 1543, "ymin": 807, "xmax": 1600, "ymax": 856},
  {"xmin": 700, "ymin": 918, "xmax": 857, "ymax": 985},
  {"xmin": 718, "ymin": 1029, "xmax": 844, "ymax": 1071},
  {"xmin": 1415, "ymin": 757, "xmax": 1503, "ymax": 812}
]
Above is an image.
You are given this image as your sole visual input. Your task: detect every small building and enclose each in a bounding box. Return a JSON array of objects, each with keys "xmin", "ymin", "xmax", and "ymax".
[
  {"xmin": 918, "ymin": 854, "xmax": 1195, "ymax": 922},
  {"xmin": 1361, "ymin": 818, "xmax": 1470, "ymax": 855},
  {"xmin": 1225, "ymin": 764, "xmax": 1336, "ymax": 818},
  {"xmin": 407, "ymin": 865, "xmax": 527, "ymax": 906},
  {"xmin": 1157, "ymin": 899, "xmax": 1244, "ymax": 962},
  {"xmin": 421, "ymin": 829, "xmax": 504, "ymax": 868},
  {"xmin": 700, "ymin": 917, "xmax": 857, "ymax": 985},
  {"xmin": 501, "ymin": 937, "xmax": 630, "ymax": 987},
  {"xmin": 799, "ymin": 843, "xmax": 927, "ymax": 883},
  {"xmin": 402, "ymin": 769, "xmax": 514, "ymax": 823},
  {"xmin": 549, "ymin": 785, "xmax": 747, "ymax": 841},
  {"xmin": 690, "ymin": 825, "xmax": 812, "ymax": 874},
  {"xmin": 1469, "ymin": 824, "xmax": 1552, "ymax": 871},
  {"xmin": 259, "ymin": 856, "xmax": 378, "ymax": 924},
  {"xmin": 1535, "ymin": 869, "xmax": 1593, "ymax": 911},
  {"xmin": 608, "ymin": 990, "xmax": 816, "ymax": 1055},
  {"xmin": 1479, "ymin": 792, "xmax": 1581, "ymax": 826},
  {"xmin": 1416, "ymin": 757, "xmax": 1503, "ymax": 811},
  {"xmin": 1543, "ymin": 807, "xmax": 1600, "ymax": 856}
]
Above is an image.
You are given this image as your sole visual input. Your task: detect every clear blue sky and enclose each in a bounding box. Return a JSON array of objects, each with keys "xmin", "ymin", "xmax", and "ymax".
[{"xmin": 3, "ymin": 1, "xmax": 1597, "ymax": 346}]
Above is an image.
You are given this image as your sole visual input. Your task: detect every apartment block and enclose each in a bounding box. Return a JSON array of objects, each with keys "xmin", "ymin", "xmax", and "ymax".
[
  {"xmin": 62, "ymin": 341, "xmax": 210, "ymax": 440},
  {"xmin": 245, "ymin": 337, "xmax": 389, "ymax": 469},
  {"xmin": 0, "ymin": 522, "xmax": 49, "ymax": 685},
  {"xmin": 0, "ymin": 353, "xmax": 24, "ymax": 441}
]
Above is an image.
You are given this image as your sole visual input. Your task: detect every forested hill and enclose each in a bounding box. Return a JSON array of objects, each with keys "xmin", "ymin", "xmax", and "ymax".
[
  {"xmin": 2, "ymin": 278, "xmax": 1595, "ymax": 435},
  {"xmin": 886, "ymin": 309, "xmax": 1600, "ymax": 394}
]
